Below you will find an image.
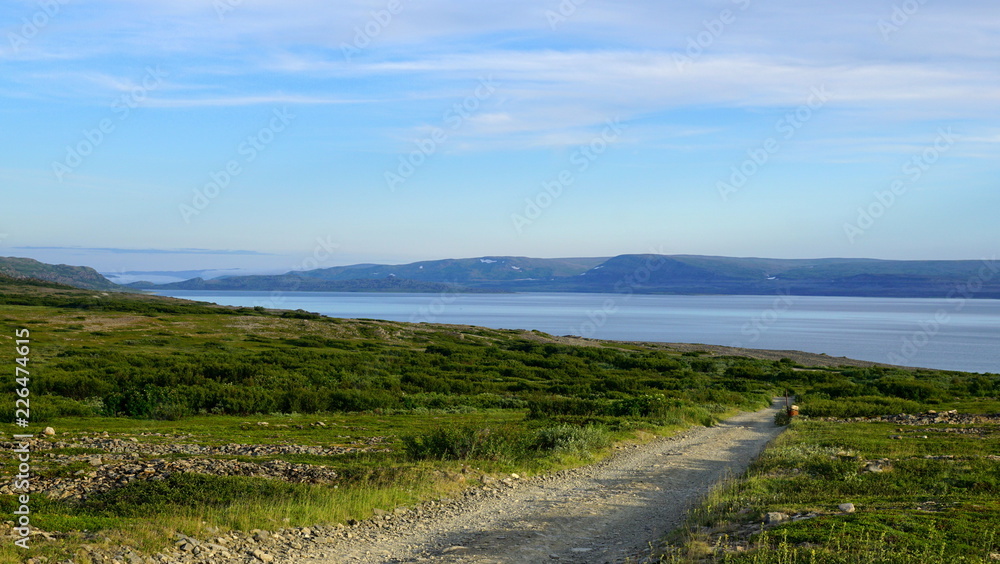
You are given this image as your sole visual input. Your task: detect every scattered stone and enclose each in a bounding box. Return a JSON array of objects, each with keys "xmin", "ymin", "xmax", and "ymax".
[
  {"xmin": 839, "ymin": 503, "xmax": 856, "ymax": 514},
  {"xmin": 764, "ymin": 512, "xmax": 789, "ymax": 525},
  {"xmin": 863, "ymin": 461, "xmax": 890, "ymax": 473},
  {"xmin": 251, "ymin": 548, "xmax": 274, "ymax": 562},
  {"xmin": 43, "ymin": 427, "xmax": 56, "ymax": 436}
]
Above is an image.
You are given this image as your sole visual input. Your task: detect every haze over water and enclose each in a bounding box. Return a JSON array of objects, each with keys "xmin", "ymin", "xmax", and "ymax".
[{"xmin": 156, "ymin": 291, "xmax": 999, "ymax": 374}]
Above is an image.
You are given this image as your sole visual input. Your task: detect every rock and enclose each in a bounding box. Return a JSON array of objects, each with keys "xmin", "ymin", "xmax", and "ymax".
[
  {"xmin": 43, "ymin": 427, "xmax": 56, "ymax": 436},
  {"xmin": 252, "ymin": 549, "xmax": 274, "ymax": 562},
  {"xmin": 764, "ymin": 512, "xmax": 789, "ymax": 525},
  {"xmin": 839, "ymin": 503, "xmax": 856, "ymax": 514},
  {"xmin": 863, "ymin": 462, "xmax": 888, "ymax": 473},
  {"xmin": 257, "ymin": 422, "xmax": 269, "ymax": 426}
]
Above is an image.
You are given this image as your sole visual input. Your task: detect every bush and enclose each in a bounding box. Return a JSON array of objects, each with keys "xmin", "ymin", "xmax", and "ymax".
[
  {"xmin": 0, "ymin": 395, "xmax": 98, "ymax": 422},
  {"xmin": 87, "ymin": 473, "xmax": 301, "ymax": 516},
  {"xmin": 801, "ymin": 395, "xmax": 923, "ymax": 417},
  {"xmin": 402, "ymin": 424, "xmax": 526, "ymax": 461},
  {"xmin": 774, "ymin": 410, "xmax": 791, "ymax": 426},
  {"xmin": 530, "ymin": 424, "xmax": 610, "ymax": 455}
]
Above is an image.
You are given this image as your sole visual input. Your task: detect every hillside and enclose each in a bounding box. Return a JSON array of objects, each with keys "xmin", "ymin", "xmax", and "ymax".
[
  {"xmin": 130, "ymin": 274, "xmax": 474, "ymax": 293},
  {"xmin": 298, "ymin": 256, "xmax": 608, "ymax": 283},
  {"xmin": 0, "ymin": 256, "xmax": 121, "ymax": 291},
  {"xmin": 141, "ymin": 254, "xmax": 1000, "ymax": 298}
]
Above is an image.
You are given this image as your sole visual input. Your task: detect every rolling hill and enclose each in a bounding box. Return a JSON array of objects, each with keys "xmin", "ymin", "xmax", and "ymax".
[
  {"xmin": 133, "ymin": 254, "xmax": 1000, "ymax": 299},
  {"xmin": 0, "ymin": 256, "xmax": 121, "ymax": 291}
]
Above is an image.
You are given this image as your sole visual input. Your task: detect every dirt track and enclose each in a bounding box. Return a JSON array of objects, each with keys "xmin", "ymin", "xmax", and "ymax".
[{"xmin": 290, "ymin": 399, "xmax": 786, "ymax": 564}]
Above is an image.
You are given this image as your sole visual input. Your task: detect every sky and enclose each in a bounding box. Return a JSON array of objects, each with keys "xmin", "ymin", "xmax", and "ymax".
[{"xmin": 1, "ymin": 0, "xmax": 998, "ymax": 277}]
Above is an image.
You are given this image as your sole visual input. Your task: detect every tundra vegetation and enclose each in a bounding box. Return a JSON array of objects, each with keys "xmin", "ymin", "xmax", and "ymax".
[{"xmin": 0, "ymin": 276, "xmax": 997, "ymax": 563}]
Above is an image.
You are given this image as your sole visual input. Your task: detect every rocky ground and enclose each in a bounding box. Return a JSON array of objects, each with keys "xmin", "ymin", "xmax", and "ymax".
[
  {"xmin": 0, "ymin": 433, "xmax": 387, "ymax": 502},
  {"xmin": 9, "ymin": 402, "xmax": 786, "ymax": 564},
  {"xmin": 103, "ymin": 400, "xmax": 785, "ymax": 564}
]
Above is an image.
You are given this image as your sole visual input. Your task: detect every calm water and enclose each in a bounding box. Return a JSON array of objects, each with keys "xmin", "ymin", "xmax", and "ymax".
[{"xmin": 155, "ymin": 291, "xmax": 1000, "ymax": 374}]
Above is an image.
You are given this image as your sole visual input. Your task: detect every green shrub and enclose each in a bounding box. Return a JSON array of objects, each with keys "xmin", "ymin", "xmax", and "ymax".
[
  {"xmin": 87, "ymin": 473, "xmax": 302, "ymax": 516},
  {"xmin": 801, "ymin": 395, "xmax": 923, "ymax": 417},
  {"xmin": 529, "ymin": 424, "xmax": 610, "ymax": 455},
  {"xmin": 0, "ymin": 394, "xmax": 98, "ymax": 422},
  {"xmin": 402, "ymin": 424, "xmax": 526, "ymax": 461}
]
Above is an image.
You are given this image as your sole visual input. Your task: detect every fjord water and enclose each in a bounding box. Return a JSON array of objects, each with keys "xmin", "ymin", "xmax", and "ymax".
[{"xmin": 156, "ymin": 291, "xmax": 1000, "ymax": 374}]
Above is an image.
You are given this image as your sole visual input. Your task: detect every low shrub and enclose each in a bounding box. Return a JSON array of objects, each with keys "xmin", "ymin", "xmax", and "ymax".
[
  {"xmin": 529, "ymin": 424, "xmax": 610, "ymax": 455},
  {"xmin": 86, "ymin": 473, "xmax": 303, "ymax": 517},
  {"xmin": 801, "ymin": 395, "xmax": 923, "ymax": 417},
  {"xmin": 402, "ymin": 424, "xmax": 527, "ymax": 461}
]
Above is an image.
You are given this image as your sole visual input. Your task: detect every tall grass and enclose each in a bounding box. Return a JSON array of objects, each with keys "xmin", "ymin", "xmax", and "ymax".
[{"xmin": 402, "ymin": 422, "xmax": 612, "ymax": 463}]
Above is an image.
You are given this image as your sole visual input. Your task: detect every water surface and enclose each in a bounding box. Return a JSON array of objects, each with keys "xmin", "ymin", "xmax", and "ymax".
[{"xmin": 155, "ymin": 291, "xmax": 1000, "ymax": 374}]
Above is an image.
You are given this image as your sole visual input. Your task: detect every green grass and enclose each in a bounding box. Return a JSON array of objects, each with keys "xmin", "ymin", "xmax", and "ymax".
[{"xmin": 655, "ymin": 417, "xmax": 1000, "ymax": 563}]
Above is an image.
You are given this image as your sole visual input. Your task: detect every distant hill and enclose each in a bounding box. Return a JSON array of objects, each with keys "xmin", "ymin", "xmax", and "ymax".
[
  {"xmin": 129, "ymin": 274, "xmax": 474, "ymax": 293},
  {"xmin": 139, "ymin": 254, "xmax": 1000, "ymax": 299},
  {"xmin": 0, "ymin": 257, "xmax": 121, "ymax": 291},
  {"xmin": 298, "ymin": 256, "xmax": 608, "ymax": 283},
  {"xmin": 504, "ymin": 255, "xmax": 1000, "ymax": 297}
]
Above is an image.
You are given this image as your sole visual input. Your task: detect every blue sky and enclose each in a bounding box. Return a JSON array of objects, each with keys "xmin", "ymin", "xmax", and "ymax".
[{"xmin": 1, "ymin": 0, "xmax": 998, "ymax": 276}]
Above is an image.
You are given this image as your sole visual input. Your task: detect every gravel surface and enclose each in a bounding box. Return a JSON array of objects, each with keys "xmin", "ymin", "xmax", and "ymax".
[{"xmin": 283, "ymin": 399, "xmax": 786, "ymax": 564}]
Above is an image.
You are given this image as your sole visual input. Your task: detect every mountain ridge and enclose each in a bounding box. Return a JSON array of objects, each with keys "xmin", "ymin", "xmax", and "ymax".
[
  {"xmin": 0, "ymin": 256, "xmax": 121, "ymax": 291},
  {"xmin": 131, "ymin": 254, "xmax": 1000, "ymax": 299}
]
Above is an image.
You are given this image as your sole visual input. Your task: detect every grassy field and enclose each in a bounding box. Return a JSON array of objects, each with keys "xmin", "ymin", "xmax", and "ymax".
[
  {"xmin": 1, "ymin": 277, "xmax": 997, "ymax": 563},
  {"xmin": 657, "ymin": 410, "xmax": 1000, "ymax": 563}
]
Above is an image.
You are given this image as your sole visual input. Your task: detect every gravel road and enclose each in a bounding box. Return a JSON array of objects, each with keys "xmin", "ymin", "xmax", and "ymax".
[{"xmin": 287, "ymin": 399, "xmax": 786, "ymax": 564}]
